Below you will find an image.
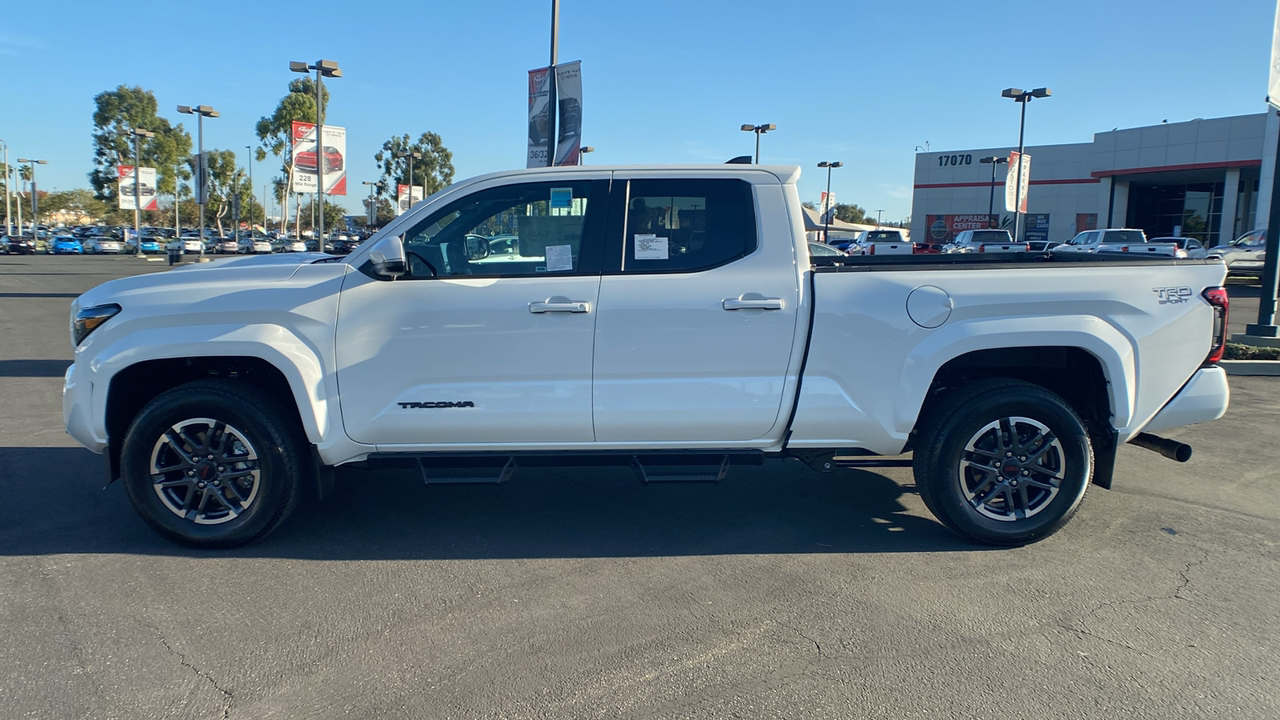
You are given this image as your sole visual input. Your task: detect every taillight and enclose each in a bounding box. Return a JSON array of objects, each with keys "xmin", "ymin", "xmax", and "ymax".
[
  {"xmin": 1202, "ymin": 287, "xmax": 1229, "ymax": 364},
  {"xmin": 1120, "ymin": 246, "xmax": 1130, "ymax": 252},
  {"xmin": 868, "ymin": 244, "xmax": 876, "ymax": 256},
  {"xmin": 978, "ymin": 245, "xmax": 985, "ymax": 253}
]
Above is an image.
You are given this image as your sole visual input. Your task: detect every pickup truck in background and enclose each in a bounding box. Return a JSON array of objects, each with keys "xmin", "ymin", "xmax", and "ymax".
[
  {"xmin": 63, "ymin": 164, "xmax": 1232, "ymax": 549},
  {"xmin": 944, "ymin": 229, "xmax": 1029, "ymax": 254},
  {"xmin": 1051, "ymin": 228, "xmax": 1149, "ymax": 255}
]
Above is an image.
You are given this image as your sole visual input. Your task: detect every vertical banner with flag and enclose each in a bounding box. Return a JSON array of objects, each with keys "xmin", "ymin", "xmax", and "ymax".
[
  {"xmin": 819, "ymin": 191, "xmax": 837, "ymax": 223},
  {"xmin": 1004, "ymin": 151, "xmax": 1030, "ymax": 213},
  {"xmin": 291, "ymin": 121, "xmax": 348, "ymax": 195},
  {"xmin": 397, "ymin": 184, "xmax": 424, "ymax": 215},
  {"xmin": 527, "ymin": 67, "xmax": 552, "ymax": 168},
  {"xmin": 553, "ymin": 61, "xmax": 583, "ymax": 166},
  {"xmin": 117, "ymin": 166, "xmax": 159, "ymax": 210}
]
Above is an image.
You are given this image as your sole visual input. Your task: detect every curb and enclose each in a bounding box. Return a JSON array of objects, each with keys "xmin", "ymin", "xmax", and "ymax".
[{"xmin": 1221, "ymin": 360, "xmax": 1280, "ymax": 376}]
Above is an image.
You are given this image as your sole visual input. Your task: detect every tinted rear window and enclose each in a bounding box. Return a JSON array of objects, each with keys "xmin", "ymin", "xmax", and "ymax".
[
  {"xmin": 864, "ymin": 231, "xmax": 902, "ymax": 243},
  {"xmin": 1103, "ymin": 230, "xmax": 1145, "ymax": 244},
  {"xmin": 971, "ymin": 231, "xmax": 1010, "ymax": 243}
]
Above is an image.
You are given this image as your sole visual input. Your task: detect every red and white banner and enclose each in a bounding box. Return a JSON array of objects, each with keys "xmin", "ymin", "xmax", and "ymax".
[
  {"xmin": 819, "ymin": 191, "xmax": 837, "ymax": 223},
  {"xmin": 553, "ymin": 60, "xmax": 583, "ymax": 166},
  {"xmin": 527, "ymin": 67, "xmax": 552, "ymax": 168},
  {"xmin": 1004, "ymin": 151, "xmax": 1030, "ymax": 213},
  {"xmin": 117, "ymin": 165, "xmax": 158, "ymax": 210},
  {"xmin": 291, "ymin": 121, "xmax": 347, "ymax": 195},
  {"xmin": 396, "ymin": 184, "xmax": 424, "ymax": 215}
]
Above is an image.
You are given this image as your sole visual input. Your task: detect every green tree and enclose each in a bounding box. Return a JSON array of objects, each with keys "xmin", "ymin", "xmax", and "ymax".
[
  {"xmin": 42, "ymin": 189, "xmax": 109, "ymax": 224},
  {"xmin": 296, "ymin": 197, "xmax": 348, "ymax": 233},
  {"xmin": 88, "ymin": 85, "xmax": 193, "ymax": 204},
  {"xmin": 255, "ymin": 77, "xmax": 328, "ymax": 225},
  {"xmin": 833, "ymin": 203, "xmax": 870, "ymax": 225},
  {"xmin": 373, "ymin": 132, "xmax": 455, "ymax": 210}
]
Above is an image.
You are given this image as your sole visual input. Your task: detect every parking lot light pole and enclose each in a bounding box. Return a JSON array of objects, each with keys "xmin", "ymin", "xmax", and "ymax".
[
  {"xmin": 291, "ymin": 59, "xmax": 341, "ymax": 245},
  {"xmin": 578, "ymin": 146, "xmax": 594, "ymax": 165},
  {"xmin": 741, "ymin": 124, "xmax": 776, "ymax": 164},
  {"xmin": 817, "ymin": 161, "xmax": 842, "ymax": 243},
  {"xmin": 1001, "ymin": 87, "xmax": 1051, "ymax": 244},
  {"xmin": 979, "ymin": 156, "xmax": 1008, "ymax": 227},
  {"xmin": 16, "ymin": 158, "xmax": 46, "ymax": 236},
  {"xmin": 131, "ymin": 129, "xmax": 155, "ymax": 257},
  {"xmin": 1, "ymin": 139, "xmax": 11, "ymax": 236},
  {"xmin": 394, "ymin": 150, "xmax": 422, "ymax": 211},
  {"xmin": 177, "ymin": 105, "xmax": 218, "ymax": 258},
  {"xmin": 244, "ymin": 145, "xmax": 254, "ymax": 230}
]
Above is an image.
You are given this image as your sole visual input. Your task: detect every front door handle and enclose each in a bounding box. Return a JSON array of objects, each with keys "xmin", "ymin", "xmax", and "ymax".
[
  {"xmin": 529, "ymin": 295, "xmax": 591, "ymax": 313},
  {"xmin": 723, "ymin": 293, "xmax": 784, "ymax": 311}
]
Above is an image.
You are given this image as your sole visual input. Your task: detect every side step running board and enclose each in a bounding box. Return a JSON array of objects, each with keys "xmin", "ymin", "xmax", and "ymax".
[
  {"xmin": 630, "ymin": 455, "xmax": 731, "ymax": 484},
  {"xmin": 417, "ymin": 456, "xmax": 518, "ymax": 485}
]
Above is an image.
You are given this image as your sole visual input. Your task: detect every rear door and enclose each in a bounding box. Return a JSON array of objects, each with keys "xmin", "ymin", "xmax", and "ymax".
[
  {"xmin": 335, "ymin": 175, "xmax": 610, "ymax": 446},
  {"xmin": 591, "ymin": 174, "xmax": 802, "ymax": 443}
]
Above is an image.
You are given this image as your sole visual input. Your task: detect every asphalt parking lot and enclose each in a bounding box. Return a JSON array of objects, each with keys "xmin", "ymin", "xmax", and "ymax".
[{"xmin": 1, "ymin": 255, "xmax": 1277, "ymax": 719}]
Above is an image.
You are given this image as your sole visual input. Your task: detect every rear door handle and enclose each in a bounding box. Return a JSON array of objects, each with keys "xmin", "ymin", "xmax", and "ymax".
[
  {"xmin": 723, "ymin": 293, "xmax": 784, "ymax": 311},
  {"xmin": 529, "ymin": 295, "xmax": 591, "ymax": 313}
]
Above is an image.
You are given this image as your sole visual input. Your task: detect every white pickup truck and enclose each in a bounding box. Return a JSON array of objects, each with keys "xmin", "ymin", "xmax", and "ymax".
[
  {"xmin": 943, "ymin": 229, "xmax": 1028, "ymax": 254},
  {"xmin": 63, "ymin": 165, "xmax": 1232, "ymax": 548},
  {"xmin": 1051, "ymin": 228, "xmax": 1149, "ymax": 255}
]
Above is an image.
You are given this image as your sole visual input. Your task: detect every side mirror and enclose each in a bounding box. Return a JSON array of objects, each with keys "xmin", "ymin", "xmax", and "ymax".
[
  {"xmin": 367, "ymin": 235, "xmax": 408, "ymax": 279},
  {"xmin": 465, "ymin": 234, "xmax": 490, "ymax": 261}
]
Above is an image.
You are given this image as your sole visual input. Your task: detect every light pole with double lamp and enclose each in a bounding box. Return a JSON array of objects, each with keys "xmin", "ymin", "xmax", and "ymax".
[
  {"xmin": 290, "ymin": 59, "xmax": 342, "ymax": 245},
  {"xmin": 979, "ymin": 155, "xmax": 1008, "ymax": 227},
  {"xmin": 361, "ymin": 180, "xmax": 379, "ymax": 226},
  {"xmin": 177, "ymin": 104, "xmax": 218, "ymax": 257},
  {"xmin": 816, "ymin": 161, "xmax": 842, "ymax": 243},
  {"xmin": 131, "ymin": 129, "xmax": 154, "ymax": 257},
  {"xmin": 578, "ymin": 146, "xmax": 594, "ymax": 165},
  {"xmin": 394, "ymin": 150, "xmax": 422, "ymax": 213},
  {"xmin": 16, "ymin": 158, "xmax": 46, "ymax": 234},
  {"xmin": 244, "ymin": 145, "xmax": 254, "ymax": 230},
  {"xmin": 1, "ymin": 139, "xmax": 10, "ymax": 236},
  {"xmin": 741, "ymin": 123, "xmax": 776, "ymax": 164},
  {"xmin": 1000, "ymin": 87, "xmax": 1050, "ymax": 243}
]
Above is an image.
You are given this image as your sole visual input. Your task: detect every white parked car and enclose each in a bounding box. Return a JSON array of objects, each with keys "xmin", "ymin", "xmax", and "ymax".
[
  {"xmin": 84, "ymin": 237, "xmax": 123, "ymax": 254},
  {"xmin": 216, "ymin": 238, "xmax": 239, "ymax": 254},
  {"xmin": 1051, "ymin": 228, "xmax": 1148, "ymax": 255},
  {"xmin": 1206, "ymin": 229, "xmax": 1266, "ymax": 276},
  {"xmin": 944, "ymin": 229, "xmax": 1028, "ymax": 254},
  {"xmin": 166, "ymin": 238, "xmax": 205, "ymax": 254},
  {"xmin": 237, "ymin": 237, "xmax": 273, "ymax": 254}
]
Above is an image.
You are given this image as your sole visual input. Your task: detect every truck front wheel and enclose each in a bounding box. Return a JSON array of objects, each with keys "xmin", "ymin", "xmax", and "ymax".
[
  {"xmin": 914, "ymin": 380, "xmax": 1092, "ymax": 545},
  {"xmin": 119, "ymin": 379, "xmax": 305, "ymax": 548}
]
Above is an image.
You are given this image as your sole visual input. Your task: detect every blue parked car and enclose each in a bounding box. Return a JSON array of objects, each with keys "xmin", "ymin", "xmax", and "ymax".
[{"xmin": 51, "ymin": 236, "xmax": 84, "ymax": 254}]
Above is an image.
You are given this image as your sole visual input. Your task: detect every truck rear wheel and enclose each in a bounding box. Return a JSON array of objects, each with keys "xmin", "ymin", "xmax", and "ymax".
[
  {"xmin": 914, "ymin": 380, "xmax": 1092, "ymax": 545},
  {"xmin": 120, "ymin": 379, "xmax": 304, "ymax": 548}
]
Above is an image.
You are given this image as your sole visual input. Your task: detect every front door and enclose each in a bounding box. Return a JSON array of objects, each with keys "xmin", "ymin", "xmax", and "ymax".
[
  {"xmin": 335, "ymin": 176, "xmax": 610, "ymax": 446},
  {"xmin": 592, "ymin": 176, "xmax": 802, "ymax": 443}
]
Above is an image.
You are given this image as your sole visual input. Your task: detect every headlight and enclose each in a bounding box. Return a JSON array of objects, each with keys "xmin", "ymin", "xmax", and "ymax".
[{"xmin": 72, "ymin": 304, "xmax": 121, "ymax": 346}]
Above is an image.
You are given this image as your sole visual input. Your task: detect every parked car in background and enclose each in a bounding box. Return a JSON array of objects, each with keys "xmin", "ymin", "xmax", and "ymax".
[
  {"xmin": 84, "ymin": 237, "xmax": 123, "ymax": 254},
  {"xmin": 808, "ymin": 242, "xmax": 846, "ymax": 257},
  {"xmin": 238, "ymin": 236, "xmax": 273, "ymax": 254},
  {"xmin": 944, "ymin": 229, "xmax": 1029, "ymax": 254},
  {"xmin": 1150, "ymin": 237, "xmax": 1209, "ymax": 259},
  {"xmin": 166, "ymin": 237, "xmax": 204, "ymax": 254},
  {"xmin": 5, "ymin": 236, "xmax": 38, "ymax": 254},
  {"xmin": 124, "ymin": 238, "xmax": 163, "ymax": 254},
  {"xmin": 1207, "ymin": 229, "xmax": 1266, "ymax": 276},
  {"xmin": 214, "ymin": 237, "xmax": 239, "ymax": 254},
  {"xmin": 332, "ymin": 236, "xmax": 364, "ymax": 254},
  {"xmin": 1051, "ymin": 228, "xmax": 1148, "ymax": 255},
  {"xmin": 285, "ymin": 238, "xmax": 307, "ymax": 253},
  {"xmin": 52, "ymin": 236, "xmax": 84, "ymax": 254}
]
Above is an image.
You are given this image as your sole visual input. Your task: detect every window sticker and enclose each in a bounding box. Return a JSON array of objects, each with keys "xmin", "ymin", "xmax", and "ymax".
[
  {"xmin": 634, "ymin": 234, "xmax": 669, "ymax": 260},
  {"xmin": 544, "ymin": 244, "xmax": 573, "ymax": 272},
  {"xmin": 549, "ymin": 187, "xmax": 573, "ymax": 209}
]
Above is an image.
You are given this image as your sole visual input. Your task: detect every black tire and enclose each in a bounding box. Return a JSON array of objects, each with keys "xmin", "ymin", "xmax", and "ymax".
[
  {"xmin": 120, "ymin": 379, "xmax": 305, "ymax": 548},
  {"xmin": 913, "ymin": 379, "xmax": 1092, "ymax": 546}
]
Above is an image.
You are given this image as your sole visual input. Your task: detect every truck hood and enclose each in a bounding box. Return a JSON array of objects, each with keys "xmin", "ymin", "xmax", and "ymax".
[{"xmin": 75, "ymin": 252, "xmax": 343, "ymax": 309}]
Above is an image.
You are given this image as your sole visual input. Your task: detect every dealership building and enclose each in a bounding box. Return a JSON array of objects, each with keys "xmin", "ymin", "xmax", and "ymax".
[{"xmin": 910, "ymin": 110, "xmax": 1279, "ymax": 247}]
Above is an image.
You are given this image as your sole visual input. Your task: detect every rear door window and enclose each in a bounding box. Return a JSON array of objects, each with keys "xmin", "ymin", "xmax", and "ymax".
[{"xmin": 617, "ymin": 179, "xmax": 757, "ymax": 274}]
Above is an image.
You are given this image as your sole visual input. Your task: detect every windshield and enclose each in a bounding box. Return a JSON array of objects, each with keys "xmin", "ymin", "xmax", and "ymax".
[{"xmin": 1069, "ymin": 231, "xmax": 1098, "ymax": 245}]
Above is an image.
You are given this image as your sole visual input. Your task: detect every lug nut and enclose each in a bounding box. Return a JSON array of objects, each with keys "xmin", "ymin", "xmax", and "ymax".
[
  {"xmin": 1019, "ymin": 456, "xmax": 1027, "ymax": 461},
  {"xmin": 1022, "ymin": 470, "xmax": 1030, "ymax": 476},
  {"xmin": 187, "ymin": 470, "xmax": 195, "ymax": 477},
  {"xmin": 197, "ymin": 482, "xmax": 206, "ymax": 488},
  {"xmin": 1011, "ymin": 480, "xmax": 1019, "ymax": 487}
]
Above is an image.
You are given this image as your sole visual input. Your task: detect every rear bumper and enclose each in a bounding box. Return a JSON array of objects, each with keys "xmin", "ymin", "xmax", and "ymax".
[{"xmin": 1139, "ymin": 366, "xmax": 1230, "ymax": 435}]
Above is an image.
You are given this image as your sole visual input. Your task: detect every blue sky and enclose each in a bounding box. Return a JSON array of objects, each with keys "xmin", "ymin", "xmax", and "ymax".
[{"xmin": 2, "ymin": 0, "xmax": 1277, "ymax": 222}]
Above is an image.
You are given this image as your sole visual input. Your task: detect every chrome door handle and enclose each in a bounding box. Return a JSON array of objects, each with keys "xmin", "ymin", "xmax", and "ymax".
[
  {"xmin": 723, "ymin": 294, "xmax": 784, "ymax": 311},
  {"xmin": 529, "ymin": 296, "xmax": 591, "ymax": 313}
]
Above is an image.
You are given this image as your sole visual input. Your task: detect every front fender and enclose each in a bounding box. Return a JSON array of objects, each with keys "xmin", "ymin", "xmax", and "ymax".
[{"xmin": 86, "ymin": 324, "xmax": 332, "ymax": 446}]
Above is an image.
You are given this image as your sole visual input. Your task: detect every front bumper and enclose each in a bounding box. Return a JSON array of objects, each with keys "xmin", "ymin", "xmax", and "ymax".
[
  {"xmin": 63, "ymin": 362, "xmax": 106, "ymax": 454},
  {"xmin": 1140, "ymin": 366, "xmax": 1230, "ymax": 435}
]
